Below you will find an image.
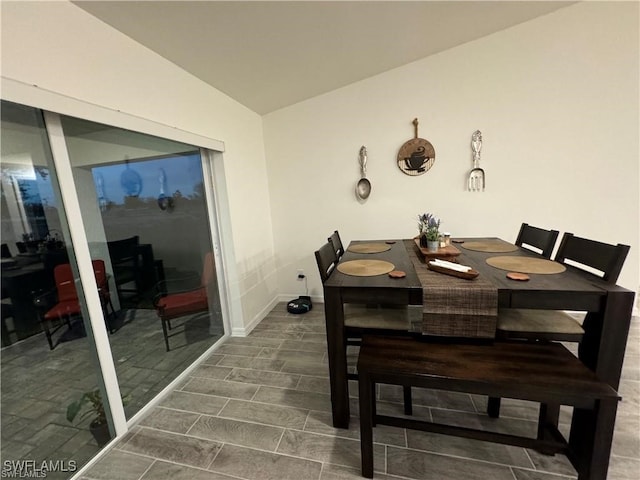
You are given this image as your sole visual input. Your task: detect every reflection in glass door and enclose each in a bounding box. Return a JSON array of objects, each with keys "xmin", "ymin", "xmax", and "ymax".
[
  {"xmin": 1, "ymin": 101, "xmax": 115, "ymax": 475},
  {"xmin": 59, "ymin": 115, "xmax": 225, "ymax": 419}
]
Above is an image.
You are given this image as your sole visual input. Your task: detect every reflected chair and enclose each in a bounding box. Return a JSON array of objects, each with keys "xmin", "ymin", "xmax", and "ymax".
[
  {"xmin": 153, "ymin": 252, "xmax": 214, "ymax": 351},
  {"xmin": 42, "ymin": 249, "xmax": 70, "ymax": 284},
  {"xmin": 36, "ymin": 260, "xmax": 115, "ymax": 350},
  {"xmin": 515, "ymin": 222, "xmax": 559, "ymax": 258},
  {"xmin": 328, "ymin": 230, "xmax": 345, "ymax": 261},
  {"xmin": 488, "ymin": 232, "xmax": 630, "ymax": 417},
  {"xmin": 315, "ymin": 241, "xmax": 414, "ymax": 413},
  {"xmin": 107, "ymin": 235, "xmax": 142, "ymax": 305}
]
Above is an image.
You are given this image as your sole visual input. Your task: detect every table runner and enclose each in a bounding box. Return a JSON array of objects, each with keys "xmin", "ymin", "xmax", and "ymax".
[{"xmin": 405, "ymin": 240, "xmax": 498, "ymax": 338}]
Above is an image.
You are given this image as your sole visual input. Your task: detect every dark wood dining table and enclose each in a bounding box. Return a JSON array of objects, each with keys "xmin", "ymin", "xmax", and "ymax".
[
  {"xmin": 322, "ymin": 237, "xmax": 635, "ymax": 429},
  {"xmin": 1, "ymin": 261, "xmax": 52, "ymax": 341}
]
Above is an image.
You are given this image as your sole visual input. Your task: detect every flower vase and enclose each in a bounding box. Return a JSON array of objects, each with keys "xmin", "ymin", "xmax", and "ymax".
[
  {"xmin": 419, "ymin": 235, "xmax": 429, "ymax": 248},
  {"xmin": 426, "ymin": 240, "xmax": 439, "ymax": 252}
]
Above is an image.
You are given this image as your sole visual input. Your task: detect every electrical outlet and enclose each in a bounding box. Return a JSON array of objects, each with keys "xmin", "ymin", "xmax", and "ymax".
[{"xmin": 297, "ymin": 269, "xmax": 304, "ymax": 280}]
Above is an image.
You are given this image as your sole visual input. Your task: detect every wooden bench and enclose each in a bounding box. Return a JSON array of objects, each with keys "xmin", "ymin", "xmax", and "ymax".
[{"xmin": 358, "ymin": 336, "xmax": 620, "ymax": 480}]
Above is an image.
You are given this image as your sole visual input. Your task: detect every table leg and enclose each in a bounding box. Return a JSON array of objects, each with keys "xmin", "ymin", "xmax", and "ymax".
[
  {"xmin": 579, "ymin": 290, "xmax": 634, "ymax": 390},
  {"xmin": 359, "ymin": 372, "xmax": 374, "ymax": 479},
  {"xmin": 324, "ymin": 287, "xmax": 349, "ymax": 428}
]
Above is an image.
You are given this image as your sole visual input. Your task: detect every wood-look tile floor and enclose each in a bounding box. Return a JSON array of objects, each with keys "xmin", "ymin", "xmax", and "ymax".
[
  {"xmin": 0, "ymin": 308, "xmax": 222, "ymax": 479},
  {"xmin": 81, "ymin": 303, "xmax": 640, "ymax": 480}
]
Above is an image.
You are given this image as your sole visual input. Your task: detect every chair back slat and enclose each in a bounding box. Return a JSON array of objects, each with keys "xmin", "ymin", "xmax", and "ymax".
[
  {"xmin": 515, "ymin": 223, "xmax": 559, "ymax": 259},
  {"xmin": 328, "ymin": 230, "xmax": 344, "ymax": 261},
  {"xmin": 107, "ymin": 235, "xmax": 140, "ymax": 262},
  {"xmin": 555, "ymin": 233, "xmax": 629, "ymax": 283},
  {"xmin": 54, "ymin": 260, "xmax": 110, "ymax": 302},
  {"xmin": 53, "ymin": 264, "xmax": 77, "ymax": 302},
  {"xmin": 91, "ymin": 259, "xmax": 109, "ymax": 291},
  {"xmin": 315, "ymin": 241, "xmax": 338, "ymax": 283}
]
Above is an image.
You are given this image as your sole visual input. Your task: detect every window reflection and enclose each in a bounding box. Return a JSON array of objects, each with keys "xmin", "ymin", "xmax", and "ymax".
[
  {"xmin": 2, "ymin": 101, "xmax": 226, "ymax": 476},
  {"xmin": 1, "ymin": 103, "xmax": 68, "ymax": 342},
  {"xmin": 61, "ymin": 116, "xmax": 224, "ymax": 420},
  {"xmin": 1, "ymin": 101, "xmax": 114, "ymax": 475}
]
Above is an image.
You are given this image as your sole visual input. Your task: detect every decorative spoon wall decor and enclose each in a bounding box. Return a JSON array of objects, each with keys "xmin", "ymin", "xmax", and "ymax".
[
  {"xmin": 397, "ymin": 118, "xmax": 435, "ymax": 176},
  {"xmin": 355, "ymin": 146, "xmax": 372, "ymax": 200}
]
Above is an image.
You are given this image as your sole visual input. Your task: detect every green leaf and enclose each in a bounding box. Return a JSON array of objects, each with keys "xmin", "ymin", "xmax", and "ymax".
[{"xmin": 66, "ymin": 397, "xmax": 86, "ymax": 422}]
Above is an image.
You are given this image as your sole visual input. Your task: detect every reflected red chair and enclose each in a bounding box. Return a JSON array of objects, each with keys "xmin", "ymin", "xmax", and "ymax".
[
  {"xmin": 154, "ymin": 252, "xmax": 215, "ymax": 351},
  {"xmin": 38, "ymin": 260, "xmax": 115, "ymax": 349}
]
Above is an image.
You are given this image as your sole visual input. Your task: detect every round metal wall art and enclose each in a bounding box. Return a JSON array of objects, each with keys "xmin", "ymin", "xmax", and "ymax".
[{"xmin": 397, "ymin": 118, "xmax": 435, "ymax": 176}]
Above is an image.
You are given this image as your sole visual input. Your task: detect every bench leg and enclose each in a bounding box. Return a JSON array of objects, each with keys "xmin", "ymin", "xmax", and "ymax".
[
  {"xmin": 569, "ymin": 399, "xmax": 618, "ymax": 480},
  {"xmin": 403, "ymin": 386, "xmax": 413, "ymax": 415},
  {"xmin": 359, "ymin": 372, "xmax": 374, "ymax": 479},
  {"xmin": 487, "ymin": 396, "xmax": 501, "ymax": 418},
  {"xmin": 537, "ymin": 402, "xmax": 561, "ymax": 454}
]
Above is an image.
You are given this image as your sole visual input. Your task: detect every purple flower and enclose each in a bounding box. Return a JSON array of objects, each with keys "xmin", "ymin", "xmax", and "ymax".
[{"xmin": 417, "ymin": 212, "xmax": 441, "ymax": 240}]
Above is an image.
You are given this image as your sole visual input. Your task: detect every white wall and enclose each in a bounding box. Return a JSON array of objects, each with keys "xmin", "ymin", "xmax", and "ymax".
[
  {"xmin": 264, "ymin": 1, "xmax": 639, "ymax": 301},
  {"xmin": 2, "ymin": 1, "xmax": 638, "ymax": 319},
  {"xmin": 1, "ymin": 1, "xmax": 278, "ymax": 331}
]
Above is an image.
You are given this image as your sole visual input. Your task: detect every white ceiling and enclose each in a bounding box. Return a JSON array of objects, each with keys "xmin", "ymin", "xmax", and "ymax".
[{"xmin": 73, "ymin": 1, "xmax": 575, "ymax": 115}]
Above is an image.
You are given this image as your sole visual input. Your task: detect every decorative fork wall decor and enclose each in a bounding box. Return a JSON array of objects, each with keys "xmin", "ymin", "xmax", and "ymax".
[{"xmin": 468, "ymin": 130, "xmax": 485, "ymax": 192}]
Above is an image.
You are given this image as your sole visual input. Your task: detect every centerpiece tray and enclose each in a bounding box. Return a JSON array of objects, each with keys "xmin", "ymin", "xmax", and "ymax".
[{"xmin": 414, "ymin": 238, "xmax": 461, "ymax": 259}]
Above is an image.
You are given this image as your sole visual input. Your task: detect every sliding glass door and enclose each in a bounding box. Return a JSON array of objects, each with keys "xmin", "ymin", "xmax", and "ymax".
[
  {"xmin": 58, "ymin": 114, "xmax": 225, "ymax": 419},
  {"xmin": 1, "ymin": 100, "xmax": 227, "ymax": 476}
]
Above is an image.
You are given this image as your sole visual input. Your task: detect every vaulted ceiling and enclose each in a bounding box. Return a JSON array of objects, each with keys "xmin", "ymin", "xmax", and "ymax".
[{"xmin": 74, "ymin": 1, "xmax": 574, "ymax": 114}]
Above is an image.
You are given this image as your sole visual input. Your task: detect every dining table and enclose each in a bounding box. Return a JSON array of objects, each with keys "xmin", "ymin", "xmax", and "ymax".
[
  {"xmin": 322, "ymin": 237, "xmax": 635, "ymax": 429},
  {"xmin": 1, "ymin": 260, "xmax": 52, "ymax": 342}
]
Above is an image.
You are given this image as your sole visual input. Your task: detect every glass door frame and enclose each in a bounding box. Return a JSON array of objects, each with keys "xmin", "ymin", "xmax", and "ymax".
[{"xmin": 43, "ymin": 111, "xmax": 128, "ymax": 437}]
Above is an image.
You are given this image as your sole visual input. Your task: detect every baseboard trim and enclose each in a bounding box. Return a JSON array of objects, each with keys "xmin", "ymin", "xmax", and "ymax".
[
  {"xmin": 231, "ymin": 294, "xmax": 325, "ymax": 337},
  {"xmin": 278, "ymin": 293, "xmax": 324, "ymax": 304},
  {"xmin": 231, "ymin": 295, "xmax": 281, "ymax": 337}
]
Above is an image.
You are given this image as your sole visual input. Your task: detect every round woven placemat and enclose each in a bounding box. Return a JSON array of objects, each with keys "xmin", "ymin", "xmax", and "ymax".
[
  {"xmin": 337, "ymin": 259, "xmax": 395, "ymax": 277},
  {"xmin": 347, "ymin": 243, "xmax": 392, "ymax": 254},
  {"xmin": 461, "ymin": 240, "xmax": 519, "ymax": 253},
  {"xmin": 486, "ymin": 256, "xmax": 566, "ymax": 274}
]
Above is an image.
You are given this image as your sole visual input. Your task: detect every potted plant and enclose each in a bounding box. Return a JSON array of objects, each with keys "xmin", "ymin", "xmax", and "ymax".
[
  {"xmin": 21, "ymin": 233, "xmax": 40, "ymax": 253},
  {"xmin": 67, "ymin": 389, "xmax": 128, "ymax": 447},
  {"xmin": 418, "ymin": 213, "xmax": 441, "ymax": 251}
]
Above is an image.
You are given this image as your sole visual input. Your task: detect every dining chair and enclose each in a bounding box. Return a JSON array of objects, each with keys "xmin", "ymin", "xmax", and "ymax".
[
  {"xmin": 36, "ymin": 260, "xmax": 115, "ymax": 350},
  {"xmin": 515, "ymin": 223, "xmax": 559, "ymax": 258},
  {"xmin": 107, "ymin": 235, "xmax": 142, "ymax": 304},
  {"xmin": 153, "ymin": 252, "xmax": 214, "ymax": 351},
  {"xmin": 315, "ymin": 241, "xmax": 413, "ymax": 413},
  {"xmin": 489, "ymin": 232, "xmax": 630, "ymax": 417},
  {"xmin": 328, "ymin": 230, "xmax": 345, "ymax": 261}
]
